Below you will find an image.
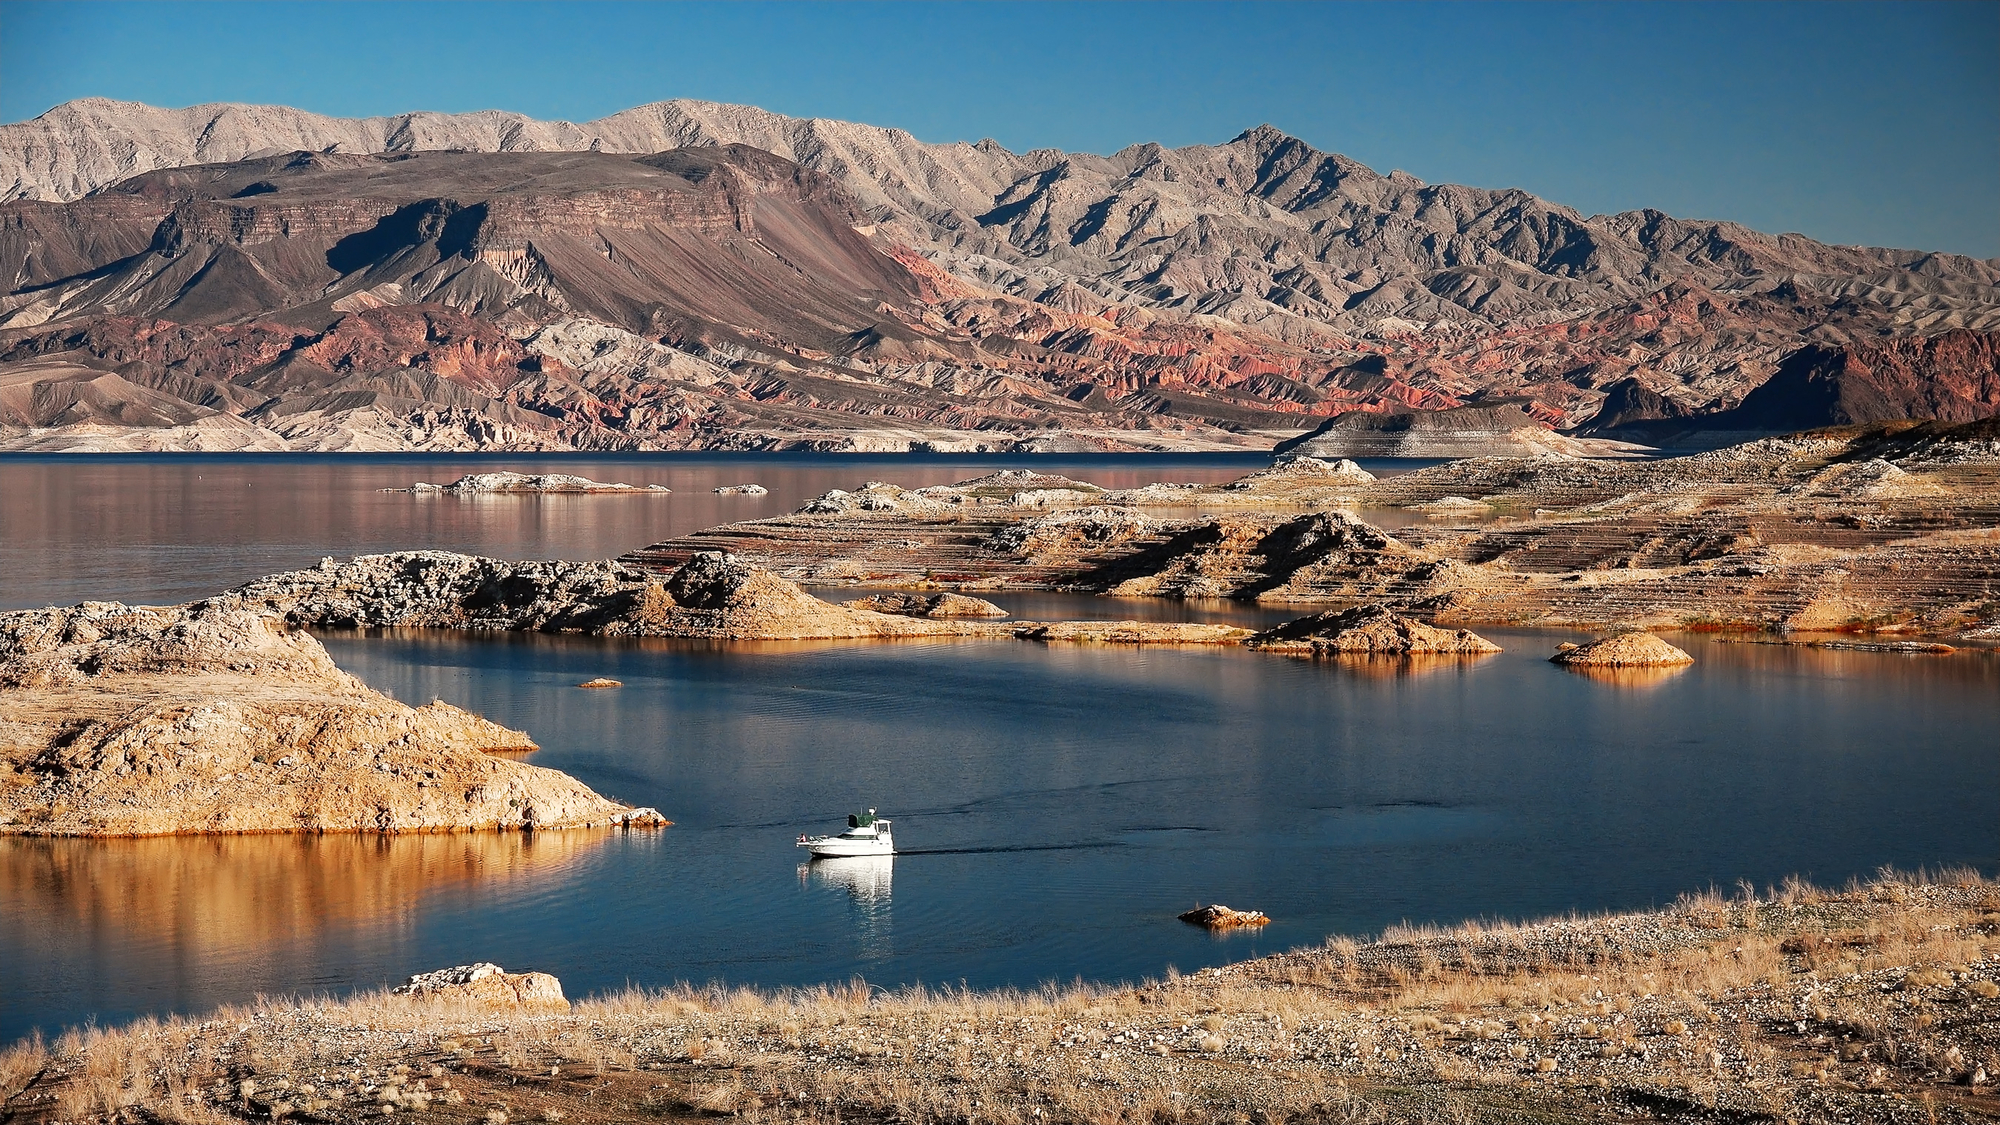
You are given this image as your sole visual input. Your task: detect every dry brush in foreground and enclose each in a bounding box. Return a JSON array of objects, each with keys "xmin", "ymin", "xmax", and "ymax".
[{"xmin": 3, "ymin": 871, "xmax": 1997, "ymax": 1124}]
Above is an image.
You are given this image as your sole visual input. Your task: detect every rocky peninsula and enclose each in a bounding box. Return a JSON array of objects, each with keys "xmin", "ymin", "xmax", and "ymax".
[
  {"xmin": 4, "ymin": 870, "xmax": 1993, "ymax": 1124},
  {"xmin": 0, "ymin": 600, "xmax": 660, "ymax": 836}
]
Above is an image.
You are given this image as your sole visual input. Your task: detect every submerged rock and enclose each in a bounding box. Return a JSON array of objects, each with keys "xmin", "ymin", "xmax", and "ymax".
[
  {"xmin": 1246, "ymin": 605, "xmax": 1501, "ymax": 655},
  {"xmin": 393, "ymin": 963, "xmax": 569, "ymax": 1008},
  {"xmin": 1179, "ymin": 904, "xmax": 1271, "ymax": 928},
  {"xmin": 844, "ymin": 592, "xmax": 1009, "ymax": 619},
  {"xmin": 1551, "ymin": 633, "xmax": 1695, "ymax": 667}
]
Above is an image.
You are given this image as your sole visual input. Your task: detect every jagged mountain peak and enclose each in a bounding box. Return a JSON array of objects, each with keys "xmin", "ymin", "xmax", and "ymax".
[{"xmin": 1, "ymin": 96, "xmax": 1996, "ymax": 454}]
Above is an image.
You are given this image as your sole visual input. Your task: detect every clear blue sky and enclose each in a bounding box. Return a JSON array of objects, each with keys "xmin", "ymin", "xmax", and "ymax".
[{"xmin": 4, "ymin": 1, "xmax": 1995, "ymax": 256}]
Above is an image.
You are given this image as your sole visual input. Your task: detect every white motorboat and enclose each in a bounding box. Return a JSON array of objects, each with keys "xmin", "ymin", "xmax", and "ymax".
[{"xmin": 798, "ymin": 809, "xmax": 894, "ymax": 857}]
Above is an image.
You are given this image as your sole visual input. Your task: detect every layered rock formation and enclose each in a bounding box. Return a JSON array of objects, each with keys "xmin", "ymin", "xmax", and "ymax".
[
  {"xmin": 3, "ymin": 98, "xmax": 1995, "ymax": 450},
  {"xmin": 1245, "ymin": 605, "xmax": 1500, "ymax": 655},
  {"xmin": 0, "ymin": 600, "xmax": 657, "ymax": 835}
]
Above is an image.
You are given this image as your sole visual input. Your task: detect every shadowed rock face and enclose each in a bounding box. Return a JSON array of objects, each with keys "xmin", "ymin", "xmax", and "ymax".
[
  {"xmin": 1274, "ymin": 403, "xmax": 1603, "ymax": 458},
  {"xmin": 1712, "ymin": 332, "xmax": 2000, "ymax": 432},
  {"xmin": 3, "ymin": 100, "xmax": 1997, "ymax": 451}
]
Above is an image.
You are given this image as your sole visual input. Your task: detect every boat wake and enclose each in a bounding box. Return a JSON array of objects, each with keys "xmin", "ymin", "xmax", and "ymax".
[{"xmin": 894, "ymin": 842, "xmax": 1121, "ymax": 857}]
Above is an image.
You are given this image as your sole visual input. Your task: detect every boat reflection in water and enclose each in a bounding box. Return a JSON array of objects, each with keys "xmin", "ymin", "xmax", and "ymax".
[{"xmin": 800, "ymin": 855, "xmax": 894, "ymax": 962}]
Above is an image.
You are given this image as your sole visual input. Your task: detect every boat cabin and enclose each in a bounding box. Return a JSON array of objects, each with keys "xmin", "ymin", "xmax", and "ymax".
[{"xmin": 840, "ymin": 809, "xmax": 892, "ymax": 839}]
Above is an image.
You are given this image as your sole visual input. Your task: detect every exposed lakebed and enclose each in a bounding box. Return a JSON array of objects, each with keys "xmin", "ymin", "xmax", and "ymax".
[{"xmin": 1, "ymin": 455, "xmax": 1995, "ymax": 1045}]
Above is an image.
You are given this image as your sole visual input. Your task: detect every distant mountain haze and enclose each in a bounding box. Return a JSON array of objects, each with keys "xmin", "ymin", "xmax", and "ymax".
[{"xmin": 1, "ymin": 97, "xmax": 1995, "ymax": 452}]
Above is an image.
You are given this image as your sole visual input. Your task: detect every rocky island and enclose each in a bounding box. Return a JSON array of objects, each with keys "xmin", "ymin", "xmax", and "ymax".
[{"xmin": 385, "ymin": 472, "xmax": 670, "ymax": 494}]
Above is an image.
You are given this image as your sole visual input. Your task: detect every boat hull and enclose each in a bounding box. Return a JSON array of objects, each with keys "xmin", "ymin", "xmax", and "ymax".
[{"xmin": 805, "ymin": 838, "xmax": 894, "ymax": 858}]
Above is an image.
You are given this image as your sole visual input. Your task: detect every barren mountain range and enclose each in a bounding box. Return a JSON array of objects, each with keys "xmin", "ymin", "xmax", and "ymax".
[{"xmin": 1, "ymin": 97, "xmax": 1995, "ymax": 451}]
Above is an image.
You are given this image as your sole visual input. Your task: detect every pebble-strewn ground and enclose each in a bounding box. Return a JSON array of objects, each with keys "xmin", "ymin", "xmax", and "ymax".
[{"xmin": 5, "ymin": 872, "xmax": 1995, "ymax": 1124}]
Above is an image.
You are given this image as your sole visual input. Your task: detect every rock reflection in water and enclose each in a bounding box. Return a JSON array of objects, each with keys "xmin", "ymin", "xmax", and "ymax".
[
  {"xmin": 1319, "ymin": 652, "xmax": 1502, "ymax": 680},
  {"xmin": 802, "ymin": 857, "xmax": 894, "ymax": 962},
  {"xmin": 1556, "ymin": 663, "xmax": 1695, "ymax": 689},
  {"xmin": 0, "ymin": 829, "xmax": 618, "ymax": 1039}
]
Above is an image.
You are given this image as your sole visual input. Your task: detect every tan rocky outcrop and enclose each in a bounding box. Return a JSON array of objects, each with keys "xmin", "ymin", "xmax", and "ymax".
[
  {"xmin": 0, "ymin": 600, "xmax": 660, "ymax": 836},
  {"xmin": 1013, "ymin": 621, "xmax": 1252, "ymax": 645},
  {"xmin": 1178, "ymin": 904, "xmax": 1270, "ymax": 928},
  {"xmin": 1246, "ymin": 605, "xmax": 1500, "ymax": 655},
  {"xmin": 393, "ymin": 963, "xmax": 568, "ymax": 1009},
  {"xmin": 843, "ymin": 592, "xmax": 1009, "ymax": 618},
  {"xmin": 1551, "ymin": 633, "xmax": 1695, "ymax": 667}
]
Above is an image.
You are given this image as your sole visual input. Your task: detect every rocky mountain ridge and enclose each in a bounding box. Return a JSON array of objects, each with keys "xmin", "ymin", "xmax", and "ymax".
[{"xmin": 2, "ymin": 97, "xmax": 1996, "ymax": 451}]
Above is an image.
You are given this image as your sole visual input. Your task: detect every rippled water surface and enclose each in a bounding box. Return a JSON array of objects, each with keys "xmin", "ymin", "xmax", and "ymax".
[{"xmin": 1, "ymin": 456, "xmax": 1995, "ymax": 1044}]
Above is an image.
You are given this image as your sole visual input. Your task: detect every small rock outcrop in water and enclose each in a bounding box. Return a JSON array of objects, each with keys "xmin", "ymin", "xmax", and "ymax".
[
  {"xmin": 387, "ymin": 472, "xmax": 669, "ymax": 494},
  {"xmin": 844, "ymin": 592, "xmax": 1009, "ymax": 618},
  {"xmin": 1246, "ymin": 605, "xmax": 1501, "ymax": 655},
  {"xmin": 712, "ymin": 483, "xmax": 768, "ymax": 495},
  {"xmin": 1014, "ymin": 621, "xmax": 1252, "ymax": 645},
  {"xmin": 1226, "ymin": 455, "xmax": 1377, "ymax": 489},
  {"xmin": 1179, "ymin": 904, "xmax": 1271, "ymax": 928},
  {"xmin": 0, "ymin": 600, "xmax": 661, "ymax": 835},
  {"xmin": 577, "ymin": 677, "xmax": 623, "ymax": 689},
  {"xmin": 393, "ymin": 963, "xmax": 569, "ymax": 1008},
  {"xmin": 1551, "ymin": 633, "xmax": 1695, "ymax": 666}
]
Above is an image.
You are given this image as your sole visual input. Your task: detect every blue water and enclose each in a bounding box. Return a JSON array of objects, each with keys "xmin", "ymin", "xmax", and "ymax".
[{"xmin": 1, "ymin": 455, "xmax": 1994, "ymax": 1045}]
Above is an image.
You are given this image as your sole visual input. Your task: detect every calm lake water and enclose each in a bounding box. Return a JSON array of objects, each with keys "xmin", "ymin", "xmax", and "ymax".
[
  {"xmin": 1, "ymin": 456, "xmax": 1996, "ymax": 1045},
  {"xmin": 0, "ymin": 452, "xmax": 1285, "ymax": 611}
]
